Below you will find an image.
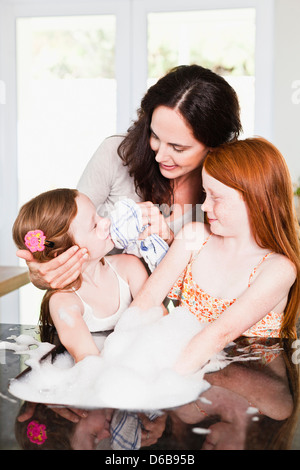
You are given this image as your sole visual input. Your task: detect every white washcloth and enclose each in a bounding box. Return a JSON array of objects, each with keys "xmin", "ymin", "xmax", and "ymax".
[
  {"xmin": 110, "ymin": 411, "xmax": 141, "ymax": 450},
  {"xmin": 110, "ymin": 198, "xmax": 169, "ymax": 272},
  {"xmin": 110, "ymin": 410, "xmax": 160, "ymax": 450}
]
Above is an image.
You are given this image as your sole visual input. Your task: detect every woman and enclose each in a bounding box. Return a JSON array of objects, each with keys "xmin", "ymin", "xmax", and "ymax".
[{"xmin": 17, "ymin": 64, "xmax": 241, "ymax": 289}]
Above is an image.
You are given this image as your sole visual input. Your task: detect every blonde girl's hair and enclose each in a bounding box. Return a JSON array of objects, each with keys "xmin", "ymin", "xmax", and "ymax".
[
  {"xmin": 203, "ymin": 137, "xmax": 300, "ymax": 338},
  {"xmin": 12, "ymin": 188, "xmax": 80, "ymax": 335}
]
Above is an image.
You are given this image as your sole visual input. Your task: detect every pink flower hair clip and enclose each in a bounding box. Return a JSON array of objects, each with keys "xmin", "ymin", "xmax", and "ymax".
[
  {"xmin": 27, "ymin": 420, "xmax": 48, "ymax": 445},
  {"xmin": 24, "ymin": 230, "xmax": 54, "ymax": 253}
]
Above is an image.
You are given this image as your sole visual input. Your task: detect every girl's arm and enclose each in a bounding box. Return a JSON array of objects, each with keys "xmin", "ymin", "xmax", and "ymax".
[
  {"xmin": 206, "ymin": 359, "xmax": 293, "ymax": 420},
  {"xmin": 49, "ymin": 292, "xmax": 100, "ymax": 362},
  {"xmin": 174, "ymin": 255, "xmax": 297, "ymax": 375},
  {"xmin": 131, "ymin": 222, "xmax": 206, "ymax": 309}
]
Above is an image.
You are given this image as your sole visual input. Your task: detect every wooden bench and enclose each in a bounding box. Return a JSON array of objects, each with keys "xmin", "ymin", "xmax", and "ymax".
[{"xmin": 0, "ymin": 266, "xmax": 30, "ymax": 297}]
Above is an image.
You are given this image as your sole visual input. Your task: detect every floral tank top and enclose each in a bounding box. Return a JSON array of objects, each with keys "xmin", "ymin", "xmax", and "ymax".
[{"xmin": 168, "ymin": 236, "xmax": 284, "ymax": 338}]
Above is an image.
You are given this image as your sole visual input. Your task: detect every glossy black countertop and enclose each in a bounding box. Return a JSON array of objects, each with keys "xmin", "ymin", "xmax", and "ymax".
[{"xmin": 1, "ymin": 322, "xmax": 300, "ymax": 451}]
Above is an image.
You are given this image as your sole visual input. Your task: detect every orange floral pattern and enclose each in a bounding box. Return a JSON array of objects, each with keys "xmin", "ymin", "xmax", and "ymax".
[
  {"xmin": 226, "ymin": 337, "xmax": 282, "ymax": 366},
  {"xmin": 168, "ymin": 238, "xmax": 284, "ymax": 338}
]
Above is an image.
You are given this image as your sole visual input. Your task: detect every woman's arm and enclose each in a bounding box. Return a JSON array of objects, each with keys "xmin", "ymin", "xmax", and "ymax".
[
  {"xmin": 77, "ymin": 135, "xmax": 127, "ymax": 210},
  {"xmin": 49, "ymin": 292, "xmax": 100, "ymax": 362},
  {"xmin": 174, "ymin": 255, "xmax": 297, "ymax": 375}
]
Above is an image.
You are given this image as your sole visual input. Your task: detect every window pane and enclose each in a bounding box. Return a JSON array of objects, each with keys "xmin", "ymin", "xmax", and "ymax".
[
  {"xmin": 16, "ymin": 15, "xmax": 116, "ymax": 324},
  {"xmin": 16, "ymin": 15, "xmax": 116, "ymax": 204},
  {"xmin": 148, "ymin": 9, "xmax": 255, "ymax": 136}
]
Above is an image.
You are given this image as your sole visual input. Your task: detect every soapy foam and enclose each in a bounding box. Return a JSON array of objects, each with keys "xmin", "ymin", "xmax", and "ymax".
[
  {"xmin": 246, "ymin": 406, "xmax": 259, "ymax": 415},
  {"xmin": 0, "ymin": 392, "xmax": 17, "ymax": 403},
  {"xmin": 192, "ymin": 427, "xmax": 211, "ymax": 435},
  {"xmin": 4, "ymin": 307, "xmax": 232, "ymax": 410},
  {"xmin": 58, "ymin": 308, "xmax": 75, "ymax": 327},
  {"xmin": 0, "ymin": 334, "xmax": 54, "ymax": 364}
]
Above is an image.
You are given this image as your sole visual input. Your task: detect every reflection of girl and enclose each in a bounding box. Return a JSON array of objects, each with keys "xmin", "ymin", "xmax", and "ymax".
[
  {"xmin": 13, "ymin": 189, "xmax": 148, "ymax": 362},
  {"xmin": 15, "ymin": 402, "xmax": 167, "ymax": 450},
  {"xmin": 161, "ymin": 338, "xmax": 299, "ymax": 450},
  {"xmin": 15, "ymin": 402, "xmax": 112, "ymax": 450},
  {"xmin": 17, "ymin": 64, "xmax": 242, "ymax": 290},
  {"xmin": 131, "ymin": 138, "xmax": 300, "ymax": 373}
]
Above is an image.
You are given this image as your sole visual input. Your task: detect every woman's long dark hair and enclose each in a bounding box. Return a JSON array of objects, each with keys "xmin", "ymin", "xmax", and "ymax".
[{"xmin": 118, "ymin": 64, "xmax": 242, "ymax": 206}]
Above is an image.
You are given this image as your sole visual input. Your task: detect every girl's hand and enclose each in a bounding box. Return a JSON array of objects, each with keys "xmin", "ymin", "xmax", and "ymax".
[
  {"xmin": 16, "ymin": 245, "xmax": 88, "ymax": 290},
  {"xmin": 138, "ymin": 201, "xmax": 174, "ymax": 245}
]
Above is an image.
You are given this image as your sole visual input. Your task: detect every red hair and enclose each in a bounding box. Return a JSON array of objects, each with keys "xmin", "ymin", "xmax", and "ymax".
[{"xmin": 204, "ymin": 137, "xmax": 300, "ymax": 338}]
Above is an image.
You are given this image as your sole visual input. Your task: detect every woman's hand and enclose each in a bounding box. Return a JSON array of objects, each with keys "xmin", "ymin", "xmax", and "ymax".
[
  {"xmin": 138, "ymin": 201, "xmax": 174, "ymax": 245},
  {"xmin": 16, "ymin": 245, "xmax": 88, "ymax": 290},
  {"xmin": 17, "ymin": 401, "xmax": 89, "ymax": 424}
]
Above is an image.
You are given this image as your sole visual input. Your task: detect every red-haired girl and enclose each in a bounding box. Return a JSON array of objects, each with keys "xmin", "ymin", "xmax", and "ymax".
[{"xmin": 131, "ymin": 138, "xmax": 300, "ymax": 373}]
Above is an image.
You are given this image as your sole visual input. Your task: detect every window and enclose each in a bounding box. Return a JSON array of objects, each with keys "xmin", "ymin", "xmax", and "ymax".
[
  {"xmin": 148, "ymin": 9, "xmax": 256, "ymax": 136},
  {"xmin": 0, "ymin": 0, "xmax": 275, "ymax": 323},
  {"xmin": 17, "ymin": 15, "xmax": 117, "ymax": 205},
  {"xmin": 14, "ymin": 15, "xmax": 117, "ymax": 322}
]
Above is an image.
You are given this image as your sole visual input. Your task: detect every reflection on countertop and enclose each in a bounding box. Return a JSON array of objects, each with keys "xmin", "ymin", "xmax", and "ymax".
[{"xmin": 0, "ymin": 323, "xmax": 299, "ymax": 451}]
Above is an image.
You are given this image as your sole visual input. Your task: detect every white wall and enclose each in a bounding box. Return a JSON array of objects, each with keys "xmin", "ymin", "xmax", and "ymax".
[{"xmin": 0, "ymin": 0, "xmax": 20, "ymax": 322}]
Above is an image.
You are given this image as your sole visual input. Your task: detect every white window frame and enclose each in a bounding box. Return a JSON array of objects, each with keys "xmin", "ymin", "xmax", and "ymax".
[
  {"xmin": 130, "ymin": 0, "xmax": 275, "ymax": 138},
  {"xmin": 0, "ymin": 0, "xmax": 275, "ymax": 322},
  {"xmin": 0, "ymin": 0, "xmax": 132, "ymax": 321}
]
